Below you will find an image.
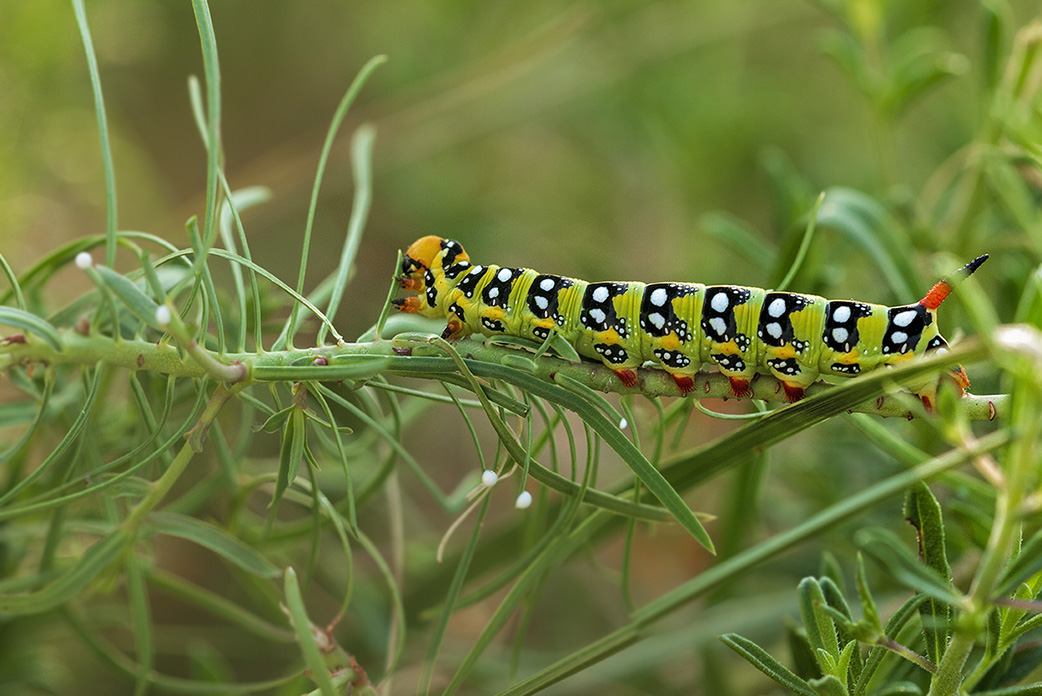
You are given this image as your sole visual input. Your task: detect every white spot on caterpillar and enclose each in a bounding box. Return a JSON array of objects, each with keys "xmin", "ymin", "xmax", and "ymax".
[
  {"xmin": 481, "ymin": 469, "xmax": 498, "ymax": 487},
  {"xmin": 661, "ymin": 351, "xmax": 672, "ymax": 360},
  {"xmin": 766, "ymin": 322, "xmax": 782, "ymax": 339},
  {"xmin": 487, "ymin": 287, "xmax": 499, "ymax": 299},
  {"xmin": 515, "ymin": 491, "xmax": 533, "ymax": 509},
  {"xmin": 648, "ymin": 312, "xmax": 665, "ymax": 330},
  {"xmin": 709, "ymin": 317, "xmax": 727, "ymax": 336},
  {"xmin": 498, "ymin": 268, "xmax": 512, "ymax": 282},
  {"xmin": 893, "ymin": 310, "xmax": 917, "ymax": 327},
  {"xmin": 540, "ymin": 278, "xmax": 555, "ymax": 291},
  {"xmin": 711, "ymin": 292, "xmax": 729, "ymax": 312},
  {"xmin": 592, "ymin": 286, "xmax": 610, "ymax": 303},
  {"xmin": 768, "ymin": 298, "xmax": 786, "ymax": 317},
  {"xmin": 891, "ymin": 331, "xmax": 908, "ymax": 344},
  {"xmin": 832, "ymin": 327, "xmax": 849, "ymax": 344},
  {"xmin": 534, "ymin": 296, "xmax": 549, "ymax": 310},
  {"xmin": 650, "ymin": 288, "xmax": 668, "ymax": 306},
  {"xmin": 589, "ymin": 308, "xmax": 606, "ymax": 324},
  {"xmin": 833, "ymin": 305, "xmax": 851, "ymax": 323}
]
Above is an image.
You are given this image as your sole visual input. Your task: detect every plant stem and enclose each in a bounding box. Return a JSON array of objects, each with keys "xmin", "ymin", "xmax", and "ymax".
[
  {"xmin": 927, "ymin": 378, "xmax": 1041, "ymax": 695},
  {"xmin": 0, "ymin": 332, "xmax": 1007, "ymax": 420}
]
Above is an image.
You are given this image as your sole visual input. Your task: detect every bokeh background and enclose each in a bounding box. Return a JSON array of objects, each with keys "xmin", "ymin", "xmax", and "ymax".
[
  {"xmin": 1, "ymin": 1, "xmax": 1037, "ymax": 694},
  {"xmin": 4, "ymin": 0, "xmax": 1019, "ymax": 321}
]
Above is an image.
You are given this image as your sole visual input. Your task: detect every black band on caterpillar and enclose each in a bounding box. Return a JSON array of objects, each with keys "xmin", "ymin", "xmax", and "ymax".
[{"xmin": 395, "ymin": 236, "xmax": 986, "ymax": 408}]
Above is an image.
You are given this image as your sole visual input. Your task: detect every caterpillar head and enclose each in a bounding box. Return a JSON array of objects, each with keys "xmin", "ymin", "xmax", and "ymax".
[{"xmin": 393, "ymin": 236, "xmax": 471, "ymax": 316}]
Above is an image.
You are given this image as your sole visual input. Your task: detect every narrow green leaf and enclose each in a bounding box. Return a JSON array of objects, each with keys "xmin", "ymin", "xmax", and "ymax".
[
  {"xmin": 147, "ymin": 512, "xmax": 280, "ymax": 578},
  {"xmin": 974, "ymin": 687, "xmax": 1042, "ymax": 696},
  {"xmin": 189, "ymin": 0, "xmax": 221, "ymax": 250},
  {"xmin": 997, "ymin": 526, "xmax": 1042, "ymax": 596},
  {"xmin": 0, "ymin": 531, "xmax": 125, "ymax": 615},
  {"xmin": 809, "ymin": 674, "xmax": 848, "ymax": 696},
  {"xmin": 491, "ymin": 434, "xmax": 1008, "ymax": 696},
  {"xmin": 813, "ymin": 187, "xmax": 918, "ymax": 301},
  {"xmin": 720, "ymin": 633, "xmax": 817, "ymax": 696},
  {"xmin": 422, "ymin": 495, "xmax": 492, "ymax": 695},
  {"xmin": 319, "ymin": 124, "xmax": 376, "ymax": 345},
  {"xmin": 283, "ymin": 567, "xmax": 337, "ymax": 696},
  {"xmin": 0, "ymin": 250, "xmax": 25, "ymax": 310},
  {"xmin": 71, "ymin": 0, "xmax": 118, "ymax": 266},
  {"xmin": 855, "ymin": 553, "xmax": 883, "ymax": 634},
  {"xmin": 856, "ymin": 528, "xmax": 962, "ymax": 605},
  {"xmin": 553, "ymin": 372, "xmax": 626, "ymax": 427},
  {"xmin": 149, "ymin": 568, "xmax": 293, "ymax": 643},
  {"xmin": 981, "ymin": 0, "xmax": 1011, "ymax": 94},
  {"xmin": 903, "ymin": 482, "xmax": 952, "ymax": 664},
  {"xmin": 701, "ymin": 211, "xmax": 775, "ymax": 271},
  {"xmin": 799, "ymin": 578, "xmax": 841, "ymax": 671},
  {"xmin": 854, "ymin": 595, "xmax": 930, "ymax": 696},
  {"xmin": 788, "ymin": 623, "xmax": 823, "ymax": 681},
  {"xmin": 255, "ymin": 405, "xmax": 295, "ymax": 433},
  {"xmin": 271, "ymin": 407, "xmax": 306, "ymax": 518},
  {"xmin": 94, "ymin": 266, "xmax": 162, "ymax": 328},
  {"xmin": 282, "ymin": 55, "xmax": 386, "ymax": 350},
  {"xmin": 125, "ymin": 555, "xmax": 153, "ymax": 696},
  {"xmin": 653, "ymin": 338, "xmax": 987, "ymax": 494},
  {"xmin": 0, "ymin": 307, "xmax": 63, "ymax": 352}
]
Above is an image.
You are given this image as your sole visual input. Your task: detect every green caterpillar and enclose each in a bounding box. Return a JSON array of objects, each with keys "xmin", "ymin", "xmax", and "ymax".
[{"xmin": 393, "ymin": 236, "xmax": 986, "ymax": 409}]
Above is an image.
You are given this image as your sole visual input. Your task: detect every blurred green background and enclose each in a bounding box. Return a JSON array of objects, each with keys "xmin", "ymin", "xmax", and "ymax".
[
  {"xmin": 1, "ymin": 1, "xmax": 1037, "ymax": 694},
  {"xmin": 3, "ymin": 0, "xmax": 1024, "ymax": 326}
]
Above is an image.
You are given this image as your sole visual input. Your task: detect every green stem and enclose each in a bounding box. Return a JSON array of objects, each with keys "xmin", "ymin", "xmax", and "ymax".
[
  {"xmin": 123, "ymin": 439, "xmax": 198, "ymax": 534},
  {"xmin": 928, "ymin": 380, "xmax": 1041, "ymax": 695},
  {"xmin": 0, "ymin": 332, "xmax": 1007, "ymax": 420}
]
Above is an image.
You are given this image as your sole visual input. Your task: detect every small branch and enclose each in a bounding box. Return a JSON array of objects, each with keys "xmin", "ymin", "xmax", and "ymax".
[
  {"xmin": 0, "ymin": 331, "xmax": 1009, "ymax": 420},
  {"xmin": 878, "ymin": 636, "xmax": 938, "ymax": 674},
  {"xmin": 155, "ymin": 303, "xmax": 248, "ymax": 383}
]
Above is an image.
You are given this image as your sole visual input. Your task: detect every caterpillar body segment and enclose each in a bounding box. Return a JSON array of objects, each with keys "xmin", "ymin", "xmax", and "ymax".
[{"xmin": 393, "ymin": 236, "xmax": 986, "ymax": 407}]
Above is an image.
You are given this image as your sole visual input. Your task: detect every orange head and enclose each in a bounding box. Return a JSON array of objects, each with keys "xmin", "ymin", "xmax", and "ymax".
[
  {"xmin": 400, "ymin": 236, "xmax": 448, "ymax": 280},
  {"xmin": 393, "ymin": 237, "xmax": 471, "ymax": 315}
]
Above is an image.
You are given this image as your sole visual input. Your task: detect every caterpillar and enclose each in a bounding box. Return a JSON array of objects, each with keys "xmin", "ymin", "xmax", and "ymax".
[{"xmin": 392, "ymin": 236, "xmax": 987, "ymax": 409}]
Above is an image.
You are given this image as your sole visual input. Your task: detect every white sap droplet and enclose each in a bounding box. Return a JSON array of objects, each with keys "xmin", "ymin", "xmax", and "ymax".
[
  {"xmin": 481, "ymin": 469, "xmax": 498, "ymax": 487},
  {"xmin": 515, "ymin": 491, "xmax": 533, "ymax": 509},
  {"xmin": 154, "ymin": 305, "xmax": 172, "ymax": 326},
  {"xmin": 619, "ymin": 418, "xmax": 628, "ymax": 429},
  {"xmin": 75, "ymin": 251, "xmax": 93, "ymax": 269}
]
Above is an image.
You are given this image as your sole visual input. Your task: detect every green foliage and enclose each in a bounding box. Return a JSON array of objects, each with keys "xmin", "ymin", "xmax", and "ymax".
[{"xmin": 1, "ymin": 1, "xmax": 1041, "ymax": 696}]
